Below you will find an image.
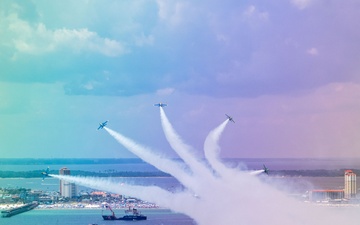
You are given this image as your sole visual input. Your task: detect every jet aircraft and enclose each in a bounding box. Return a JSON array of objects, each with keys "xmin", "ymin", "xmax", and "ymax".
[
  {"xmin": 263, "ymin": 165, "xmax": 269, "ymax": 175},
  {"xmin": 154, "ymin": 103, "xmax": 167, "ymax": 107},
  {"xmin": 225, "ymin": 114, "xmax": 235, "ymax": 123},
  {"xmin": 41, "ymin": 167, "xmax": 50, "ymax": 181},
  {"xmin": 98, "ymin": 121, "xmax": 108, "ymax": 130}
]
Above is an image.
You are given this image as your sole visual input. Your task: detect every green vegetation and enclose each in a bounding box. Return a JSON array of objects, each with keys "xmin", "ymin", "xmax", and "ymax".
[{"xmin": 0, "ymin": 187, "xmax": 30, "ymax": 194}]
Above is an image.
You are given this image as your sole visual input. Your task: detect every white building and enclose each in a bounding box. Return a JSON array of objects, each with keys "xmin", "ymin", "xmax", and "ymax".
[
  {"xmin": 59, "ymin": 167, "xmax": 76, "ymax": 198},
  {"xmin": 344, "ymin": 170, "xmax": 356, "ymax": 199}
]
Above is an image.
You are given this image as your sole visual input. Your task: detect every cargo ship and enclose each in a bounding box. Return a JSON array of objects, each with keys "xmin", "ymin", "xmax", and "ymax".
[
  {"xmin": 102, "ymin": 205, "xmax": 147, "ymax": 221},
  {"xmin": 1, "ymin": 202, "xmax": 39, "ymax": 217}
]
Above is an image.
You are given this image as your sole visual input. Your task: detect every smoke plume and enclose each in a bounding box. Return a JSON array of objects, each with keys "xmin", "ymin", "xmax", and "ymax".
[{"xmin": 52, "ymin": 109, "xmax": 360, "ymax": 225}]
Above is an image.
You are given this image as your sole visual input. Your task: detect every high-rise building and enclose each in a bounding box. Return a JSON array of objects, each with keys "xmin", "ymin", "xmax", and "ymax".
[
  {"xmin": 59, "ymin": 167, "xmax": 76, "ymax": 198},
  {"xmin": 344, "ymin": 170, "xmax": 356, "ymax": 199}
]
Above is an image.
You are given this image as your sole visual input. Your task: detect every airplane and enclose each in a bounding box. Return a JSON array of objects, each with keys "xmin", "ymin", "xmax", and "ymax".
[
  {"xmin": 41, "ymin": 167, "xmax": 50, "ymax": 181},
  {"xmin": 263, "ymin": 164, "xmax": 269, "ymax": 175},
  {"xmin": 225, "ymin": 114, "xmax": 235, "ymax": 123},
  {"xmin": 154, "ymin": 103, "xmax": 167, "ymax": 107},
  {"xmin": 97, "ymin": 120, "xmax": 108, "ymax": 130}
]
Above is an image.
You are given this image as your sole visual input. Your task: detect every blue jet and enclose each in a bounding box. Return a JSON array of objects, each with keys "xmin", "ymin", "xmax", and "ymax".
[
  {"xmin": 225, "ymin": 114, "xmax": 235, "ymax": 123},
  {"xmin": 98, "ymin": 121, "xmax": 108, "ymax": 130},
  {"xmin": 154, "ymin": 103, "xmax": 167, "ymax": 107},
  {"xmin": 263, "ymin": 165, "xmax": 269, "ymax": 175},
  {"xmin": 41, "ymin": 167, "xmax": 50, "ymax": 181}
]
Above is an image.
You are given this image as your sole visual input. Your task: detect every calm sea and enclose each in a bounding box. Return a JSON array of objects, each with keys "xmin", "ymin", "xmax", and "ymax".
[
  {"xmin": 1, "ymin": 158, "xmax": 360, "ymax": 172},
  {"xmin": 1, "ymin": 209, "xmax": 195, "ymax": 225}
]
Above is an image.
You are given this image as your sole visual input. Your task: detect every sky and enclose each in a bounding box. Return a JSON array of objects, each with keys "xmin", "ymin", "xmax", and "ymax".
[{"xmin": 1, "ymin": 0, "xmax": 360, "ymax": 158}]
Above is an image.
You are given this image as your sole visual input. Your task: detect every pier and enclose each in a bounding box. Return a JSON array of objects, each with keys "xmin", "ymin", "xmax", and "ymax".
[{"xmin": 1, "ymin": 202, "xmax": 38, "ymax": 217}]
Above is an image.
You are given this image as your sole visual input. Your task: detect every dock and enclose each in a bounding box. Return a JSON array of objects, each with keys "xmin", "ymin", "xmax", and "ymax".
[{"xmin": 1, "ymin": 202, "xmax": 39, "ymax": 217}]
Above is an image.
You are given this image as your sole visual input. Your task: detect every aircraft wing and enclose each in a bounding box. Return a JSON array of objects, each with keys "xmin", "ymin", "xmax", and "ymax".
[
  {"xmin": 225, "ymin": 114, "xmax": 235, "ymax": 123},
  {"xmin": 97, "ymin": 121, "xmax": 108, "ymax": 130},
  {"xmin": 154, "ymin": 103, "xmax": 167, "ymax": 107}
]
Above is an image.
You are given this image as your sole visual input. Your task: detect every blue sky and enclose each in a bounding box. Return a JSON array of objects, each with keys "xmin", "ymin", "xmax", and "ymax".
[{"xmin": 1, "ymin": 0, "xmax": 360, "ymax": 158}]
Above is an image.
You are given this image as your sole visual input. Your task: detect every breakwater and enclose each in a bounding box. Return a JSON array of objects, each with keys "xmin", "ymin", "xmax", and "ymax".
[{"xmin": 1, "ymin": 202, "xmax": 38, "ymax": 217}]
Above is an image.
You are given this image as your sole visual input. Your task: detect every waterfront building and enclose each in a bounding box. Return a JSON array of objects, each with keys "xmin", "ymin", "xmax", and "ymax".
[
  {"xmin": 59, "ymin": 167, "xmax": 77, "ymax": 198},
  {"xmin": 344, "ymin": 170, "xmax": 356, "ymax": 199},
  {"xmin": 310, "ymin": 190, "xmax": 344, "ymax": 202}
]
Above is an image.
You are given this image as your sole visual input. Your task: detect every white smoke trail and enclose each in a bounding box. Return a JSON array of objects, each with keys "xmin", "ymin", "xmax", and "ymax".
[
  {"xmin": 77, "ymin": 118, "xmax": 360, "ymax": 225},
  {"xmin": 204, "ymin": 119, "xmax": 266, "ymax": 177},
  {"xmin": 104, "ymin": 127, "xmax": 200, "ymax": 193},
  {"xmin": 200, "ymin": 120, "xmax": 360, "ymax": 225},
  {"xmin": 200, "ymin": 120, "xmax": 307, "ymax": 224},
  {"xmin": 203, "ymin": 120, "xmax": 235, "ymax": 178},
  {"xmin": 159, "ymin": 107, "xmax": 214, "ymax": 181},
  {"xmin": 50, "ymin": 174, "xmax": 200, "ymax": 219},
  {"xmin": 100, "ymin": 117, "xmax": 306, "ymax": 224},
  {"xmin": 249, "ymin": 170, "xmax": 265, "ymax": 175}
]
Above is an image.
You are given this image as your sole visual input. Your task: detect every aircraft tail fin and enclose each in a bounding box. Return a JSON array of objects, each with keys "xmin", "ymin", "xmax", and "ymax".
[{"xmin": 263, "ymin": 164, "xmax": 269, "ymax": 175}]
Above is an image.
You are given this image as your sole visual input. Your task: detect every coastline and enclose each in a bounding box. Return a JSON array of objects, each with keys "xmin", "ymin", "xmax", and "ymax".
[
  {"xmin": 1, "ymin": 203, "xmax": 163, "ymax": 211},
  {"xmin": 2, "ymin": 202, "xmax": 359, "ymax": 212}
]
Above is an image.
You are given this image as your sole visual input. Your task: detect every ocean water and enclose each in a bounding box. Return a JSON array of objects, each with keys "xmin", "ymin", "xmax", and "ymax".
[
  {"xmin": 0, "ymin": 209, "xmax": 195, "ymax": 225},
  {"xmin": 1, "ymin": 158, "xmax": 360, "ymax": 172},
  {"xmin": 0, "ymin": 163, "xmax": 160, "ymax": 172}
]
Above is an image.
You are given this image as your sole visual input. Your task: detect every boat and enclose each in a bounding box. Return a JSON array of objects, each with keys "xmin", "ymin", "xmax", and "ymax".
[
  {"xmin": 1, "ymin": 202, "xmax": 39, "ymax": 217},
  {"xmin": 102, "ymin": 205, "xmax": 147, "ymax": 221}
]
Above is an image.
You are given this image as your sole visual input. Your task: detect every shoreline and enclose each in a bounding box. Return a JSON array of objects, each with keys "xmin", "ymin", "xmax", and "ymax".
[
  {"xmin": 1, "ymin": 203, "xmax": 164, "ymax": 211},
  {"xmin": 3, "ymin": 201, "xmax": 360, "ymax": 211}
]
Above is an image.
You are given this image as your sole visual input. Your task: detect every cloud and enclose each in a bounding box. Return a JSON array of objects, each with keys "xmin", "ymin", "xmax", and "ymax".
[
  {"xmin": 1, "ymin": 1, "xmax": 360, "ymax": 99},
  {"xmin": 135, "ymin": 33, "xmax": 155, "ymax": 47},
  {"xmin": 243, "ymin": 5, "xmax": 269, "ymax": 22},
  {"xmin": 4, "ymin": 13, "xmax": 127, "ymax": 57},
  {"xmin": 156, "ymin": 87, "xmax": 175, "ymax": 96},
  {"xmin": 291, "ymin": 0, "xmax": 314, "ymax": 10},
  {"xmin": 307, "ymin": 47, "xmax": 319, "ymax": 55},
  {"xmin": 156, "ymin": 0, "xmax": 190, "ymax": 26}
]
